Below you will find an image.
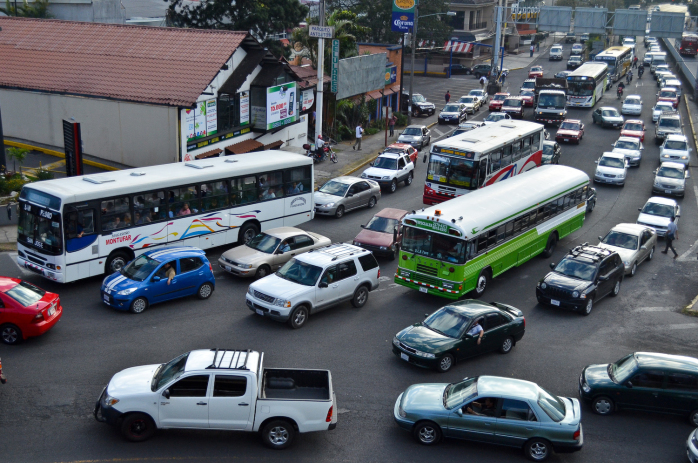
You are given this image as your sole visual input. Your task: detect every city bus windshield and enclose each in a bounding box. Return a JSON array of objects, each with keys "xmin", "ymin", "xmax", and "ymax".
[
  {"xmin": 427, "ymin": 154, "xmax": 478, "ymax": 189},
  {"xmin": 402, "ymin": 226, "xmax": 467, "ymax": 264},
  {"xmin": 18, "ymin": 203, "xmax": 63, "ymax": 255},
  {"xmin": 567, "ymin": 80, "xmax": 596, "ymax": 96}
]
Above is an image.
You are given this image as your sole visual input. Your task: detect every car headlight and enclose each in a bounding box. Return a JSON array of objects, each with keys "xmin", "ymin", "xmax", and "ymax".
[
  {"xmin": 393, "ymin": 336, "xmax": 400, "ymax": 346},
  {"xmin": 416, "ymin": 351, "xmax": 436, "ymax": 359},
  {"xmin": 572, "ymin": 291, "xmax": 580, "ymax": 298},
  {"xmin": 581, "ymin": 382, "xmax": 591, "ymax": 393},
  {"xmin": 274, "ymin": 298, "xmax": 292, "ymax": 308},
  {"xmin": 540, "ymin": 282, "xmax": 547, "ymax": 290},
  {"xmin": 682, "ymin": 156, "xmax": 688, "ymax": 159},
  {"xmin": 322, "ymin": 202, "xmax": 335, "ymax": 208},
  {"xmin": 398, "ymin": 403, "xmax": 407, "ymax": 418},
  {"xmin": 117, "ymin": 287, "xmax": 137, "ymax": 296},
  {"xmin": 248, "ymin": 286, "xmax": 254, "ymax": 296},
  {"xmin": 239, "ymin": 263, "xmax": 253, "ymax": 269},
  {"xmin": 102, "ymin": 393, "xmax": 119, "ymax": 407},
  {"xmin": 559, "ymin": 112, "xmax": 564, "ymax": 116},
  {"xmin": 623, "ymin": 261, "xmax": 630, "ymax": 266},
  {"xmin": 380, "ymin": 246, "xmax": 387, "ymax": 250},
  {"xmin": 382, "ymin": 176, "xmax": 391, "ymax": 180}
]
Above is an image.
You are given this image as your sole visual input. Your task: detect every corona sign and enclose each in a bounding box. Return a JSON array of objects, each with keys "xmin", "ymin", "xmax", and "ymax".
[{"xmin": 391, "ymin": 0, "xmax": 415, "ymax": 33}]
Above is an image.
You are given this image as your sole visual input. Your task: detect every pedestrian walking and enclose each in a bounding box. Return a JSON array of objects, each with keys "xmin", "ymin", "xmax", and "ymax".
[
  {"xmin": 445, "ymin": 90, "xmax": 451, "ymax": 103},
  {"xmin": 500, "ymin": 69, "xmax": 508, "ymax": 84},
  {"xmin": 530, "ymin": 44, "xmax": 534, "ymax": 57},
  {"xmin": 632, "ymin": 56, "xmax": 638, "ymax": 68},
  {"xmin": 389, "ymin": 114, "xmax": 397, "ymax": 137},
  {"xmin": 662, "ymin": 217, "xmax": 679, "ymax": 258},
  {"xmin": 536, "ymin": 42, "xmax": 540, "ymax": 52},
  {"xmin": 353, "ymin": 123, "xmax": 364, "ymax": 150},
  {"xmin": 479, "ymin": 75, "xmax": 487, "ymax": 89}
]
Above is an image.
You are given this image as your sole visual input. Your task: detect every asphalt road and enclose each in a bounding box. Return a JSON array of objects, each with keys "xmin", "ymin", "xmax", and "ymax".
[{"xmin": 2, "ymin": 39, "xmax": 698, "ymax": 463}]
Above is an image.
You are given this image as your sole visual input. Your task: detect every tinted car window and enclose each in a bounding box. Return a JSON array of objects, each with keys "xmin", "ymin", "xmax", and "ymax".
[
  {"xmin": 180, "ymin": 257, "xmax": 204, "ymax": 273},
  {"xmin": 169, "ymin": 375, "xmax": 209, "ymax": 397},
  {"xmin": 290, "ymin": 235, "xmax": 314, "ymax": 250},
  {"xmin": 358, "ymin": 254, "xmax": 379, "ymax": 271},
  {"xmin": 631, "ymin": 370, "xmax": 664, "ymax": 389},
  {"xmin": 213, "ymin": 375, "xmax": 247, "ymax": 397},
  {"xmin": 320, "ymin": 266, "xmax": 338, "ymax": 285},
  {"xmin": 337, "ymin": 260, "xmax": 358, "ymax": 280},
  {"xmin": 485, "ymin": 313, "xmax": 505, "ymax": 330},
  {"xmin": 499, "ymin": 399, "xmax": 535, "ymax": 421},
  {"xmin": 666, "ymin": 373, "xmax": 698, "ymax": 391}
]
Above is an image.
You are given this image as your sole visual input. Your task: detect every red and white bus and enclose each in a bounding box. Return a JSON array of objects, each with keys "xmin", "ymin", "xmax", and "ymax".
[
  {"xmin": 675, "ymin": 34, "xmax": 698, "ymax": 56},
  {"xmin": 423, "ymin": 120, "xmax": 544, "ymax": 204}
]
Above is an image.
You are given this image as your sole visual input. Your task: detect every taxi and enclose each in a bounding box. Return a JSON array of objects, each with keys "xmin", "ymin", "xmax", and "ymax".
[
  {"xmin": 657, "ymin": 87, "xmax": 679, "ymax": 108},
  {"xmin": 488, "ymin": 92, "xmax": 510, "ymax": 111},
  {"xmin": 520, "ymin": 91, "xmax": 535, "ymax": 107},
  {"xmin": 528, "ymin": 66, "xmax": 544, "ymax": 78},
  {"xmin": 620, "ymin": 120, "xmax": 646, "ymax": 142}
]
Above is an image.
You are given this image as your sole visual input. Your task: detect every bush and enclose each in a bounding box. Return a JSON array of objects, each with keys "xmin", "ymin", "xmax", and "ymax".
[
  {"xmin": 395, "ymin": 112, "xmax": 408, "ymax": 127},
  {"xmin": 337, "ymin": 124, "xmax": 352, "ymax": 141},
  {"xmin": 5, "ymin": 177, "xmax": 28, "ymax": 195},
  {"xmin": 365, "ymin": 127, "xmax": 380, "ymax": 136},
  {"xmin": 34, "ymin": 168, "xmax": 54, "ymax": 181}
]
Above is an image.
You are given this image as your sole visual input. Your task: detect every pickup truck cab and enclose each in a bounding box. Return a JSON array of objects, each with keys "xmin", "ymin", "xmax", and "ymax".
[{"xmin": 94, "ymin": 349, "xmax": 337, "ymax": 448}]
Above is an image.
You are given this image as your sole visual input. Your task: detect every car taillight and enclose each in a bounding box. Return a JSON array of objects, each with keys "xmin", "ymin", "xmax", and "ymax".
[
  {"xmin": 573, "ymin": 428, "xmax": 580, "ymax": 440},
  {"xmin": 377, "ymin": 269, "xmax": 381, "ymax": 278},
  {"xmin": 523, "ymin": 317, "xmax": 526, "ymax": 328},
  {"xmin": 32, "ymin": 312, "xmax": 45, "ymax": 323},
  {"xmin": 209, "ymin": 263, "xmax": 213, "ymax": 272},
  {"xmin": 326, "ymin": 405, "xmax": 333, "ymax": 422}
]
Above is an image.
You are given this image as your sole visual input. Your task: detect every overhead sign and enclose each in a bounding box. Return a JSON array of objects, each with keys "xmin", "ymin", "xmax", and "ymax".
[
  {"xmin": 385, "ymin": 65, "xmax": 397, "ymax": 85},
  {"xmin": 331, "ymin": 39, "xmax": 340, "ymax": 93},
  {"xmin": 266, "ymin": 82, "xmax": 297, "ymax": 130},
  {"xmin": 391, "ymin": 0, "xmax": 415, "ymax": 33},
  {"xmin": 650, "ymin": 12, "xmax": 686, "ymax": 39},
  {"xmin": 613, "ymin": 9, "xmax": 648, "ymax": 36},
  {"xmin": 309, "ymin": 25, "xmax": 334, "ymax": 39}
]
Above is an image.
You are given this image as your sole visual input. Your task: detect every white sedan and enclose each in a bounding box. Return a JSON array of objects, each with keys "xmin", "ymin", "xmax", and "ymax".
[
  {"xmin": 621, "ymin": 95, "xmax": 642, "ymax": 116},
  {"xmin": 611, "ymin": 136, "xmax": 644, "ymax": 166},
  {"xmin": 469, "ymin": 89, "xmax": 489, "ymax": 105},
  {"xmin": 652, "ymin": 101, "xmax": 675, "ymax": 122},
  {"xmin": 594, "ymin": 152, "xmax": 628, "ymax": 186},
  {"xmin": 483, "ymin": 112, "xmax": 513, "ymax": 125}
]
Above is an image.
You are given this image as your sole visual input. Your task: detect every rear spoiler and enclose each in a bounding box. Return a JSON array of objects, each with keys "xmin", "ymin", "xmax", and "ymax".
[{"xmin": 491, "ymin": 302, "xmax": 523, "ymax": 318}]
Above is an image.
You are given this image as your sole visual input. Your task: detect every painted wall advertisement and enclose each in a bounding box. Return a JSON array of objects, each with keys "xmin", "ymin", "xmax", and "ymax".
[
  {"xmin": 184, "ymin": 99, "xmax": 217, "ymax": 142},
  {"xmin": 385, "ymin": 65, "xmax": 397, "ymax": 85},
  {"xmin": 240, "ymin": 91, "xmax": 250, "ymax": 126},
  {"xmin": 301, "ymin": 89, "xmax": 315, "ymax": 111},
  {"xmin": 391, "ymin": 0, "xmax": 415, "ymax": 33},
  {"xmin": 266, "ymin": 82, "xmax": 297, "ymax": 130}
]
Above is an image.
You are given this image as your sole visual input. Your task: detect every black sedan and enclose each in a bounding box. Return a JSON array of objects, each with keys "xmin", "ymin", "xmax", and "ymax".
[
  {"xmin": 445, "ymin": 64, "xmax": 470, "ymax": 75},
  {"xmin": 392, "ymin": 300, "xmax": 525, "ymax": 373}
]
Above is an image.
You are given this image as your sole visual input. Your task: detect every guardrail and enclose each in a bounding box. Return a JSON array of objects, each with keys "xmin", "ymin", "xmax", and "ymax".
[{"xmin": 661, "ymin": 37, "xmax": 696, "ymax": 95}]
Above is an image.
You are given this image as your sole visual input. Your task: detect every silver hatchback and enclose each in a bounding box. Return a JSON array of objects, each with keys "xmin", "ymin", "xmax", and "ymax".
[{"xmin": 314, "ymin": 176, "xmax": 381, "ymax": 219}]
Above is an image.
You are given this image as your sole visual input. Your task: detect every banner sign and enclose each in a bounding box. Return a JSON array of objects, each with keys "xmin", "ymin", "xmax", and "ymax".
[
  {"xmin": 302, "ymin": 89, "xmax": 315, "ymax": 111},
  {"xmin": 391, "ymin": 0, "xmax": 415, "ymax": 33},
  {"xmin": 184, "ymin": 99, "xmax": 217, "ymax": 142},
  {"xmin": 309, "ymin": 25, "xmax": 334, "ymax": 38},
  {"xmin": 385, "ymin": 65, "xmax": 397, "ymax": 85},
  {"xmin": 266, "ymin": 82, "xmax": 297, "ymax": 130},
  {"xmin": 331, "ymin": 39, "xmax": 340, "ymax": 93},
  {"xmin": 240, "ymin": 91, "xmax": 249, "ymax": 126}
]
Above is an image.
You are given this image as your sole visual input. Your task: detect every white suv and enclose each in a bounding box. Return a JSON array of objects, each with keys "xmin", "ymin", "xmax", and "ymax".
[
  {"xmin": 659, "ymin": 134, "xmax": 692, "ymax": 166},
  {"xmin": 246, "ymin": 243, "xmax": 380, "ymax": 328},
  {"xmin": 361, "ymin": 151, "xmax": 415, "ymax": 193}
]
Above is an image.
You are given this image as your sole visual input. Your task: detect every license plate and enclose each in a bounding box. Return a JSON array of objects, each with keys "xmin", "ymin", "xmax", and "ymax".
[
  {"xmin": 401, "ymin": 353, "xmax": 409, "ymax": 361},
  {"xmin": 256, "ymin": 309, "xmax": 264, "ymax": 316},
  {"xmin": 665, "ymin": 190, "xmax": 672, "ymax": 194},
  {"xmin": 48, "ymin": 306, "xmax": 55, "ymax": 316},
  {"xmin": 564, "ymin": 139, "xmax": 569, "ymax": 142},
  {"xmin": 103, "ymin": 294, "xmax": 109, "ymax": 303},
  {"xmin": 225, "ymin": 265, "xmax": 231, "ymax": 271},
  {"xmin": 419, "ymin": 287, "xmax": 428, "ymax": 293},
  {"xmin": 551, "ymin": 299, "xmax": 560, "ymax": 306}
]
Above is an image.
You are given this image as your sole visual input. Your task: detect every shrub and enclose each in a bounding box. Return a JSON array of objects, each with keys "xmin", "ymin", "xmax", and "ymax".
[
  {"xmin": 34, "ymin": 168, "xmax": 54, "ymax": 181},
  {"xmin": 395, "ymin": 112, "xmax": 408, "ymax": 127},
  {"xmin": 6, "ymin": 177, "xmax": 28, "ymax": 195},
  {"xmin": 365, "ymin": 127, "xmax": 380, "ymax": 136},
  {"xmin": 337, "ymin": 124, "xmax": 352, "ymax": 141}
]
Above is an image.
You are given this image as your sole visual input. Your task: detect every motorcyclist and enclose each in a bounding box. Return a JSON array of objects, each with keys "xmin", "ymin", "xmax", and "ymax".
[
  {"xmin": 617, "ymin": 81, "xmax": 625, "ymax": 98},
  {"xmin": 626, "ymin": 70, "xmax": 633, "ymax": 83},
  {"xmin": 315, "ymin": 135, "xmax": 325, "ymax": 159},
  {"xmin": 638, "ymin": 65, "xmax": 644, "ymax": 78}
]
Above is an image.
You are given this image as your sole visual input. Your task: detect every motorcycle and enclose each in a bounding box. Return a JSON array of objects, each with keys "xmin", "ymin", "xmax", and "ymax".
[
  {"xmin": 303, "ymin": 144, "xmax": 338, "ymax": 164},
  {"xmin": 638, "ymin": 66, "xmax": 644, "ymax": 79},
  {"xmin": 617, "ymin": 86, "xmax": 624, "ymax": 99},
  {"xmin": 626, "ymin": 71, "xmax": 633, "ymax": 84}
]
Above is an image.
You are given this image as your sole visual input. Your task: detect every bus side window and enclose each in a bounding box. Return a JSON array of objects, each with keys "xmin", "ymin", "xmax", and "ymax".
[
  {"xmin": 101, "ymin": 197, "xmax": 130, "ymax": 232},
  {"xmin": 520, "ymin": 213, "xmax": 530, "ymax": 230},
  {"xmin": 522, "ymin": 137, "xmax": 531, "ymax": 157},
  {"xmin": 496, "ymin": 224, "xmax": 506, "ymax": 242},
  {"xmin": 486, "ymin": 229, "xmax": 497, "ymax": 247},
  {"xmin": 513, "ymin": 216, "xmax": 523, "ymax": 234},
  {"xmin": 501, "ymin": 145, "xmax": 512, "ymax": 167},
  {"xmin": 532, "ymin": 132, "xmax": 541, "ymax": 151},
  {"xmin": 544, "ymin": 201, "xmax": 555, "ymax": 219},
  {"xmin": 477, "ymin": 160, "xmax": 488, "ymax": 188},
  {"xmin": 169, "ymin": 186, "xmax": 199, "ymax": 218},
  {"xmin": 200, "ymin": 181, "xmax": 229, "ymax": 212},
  {"xmin": 528, "ymin": 209, "xmax": 537, "ymax": 226},
  {"xmin": 512, "ymin": 140, "xmax": 521, "ymax": 161},
  {"xmin": 489, "ymin": 151, "xmax": 501, "ymax": 173},
  {"xmin": 261, "ymin": 171, "xmax": 285, "ymax": 200},
  {"xmin": 65, "ymin": 209, "xmax": 95, "ymax": 239},
  {"xmin": 285, "ymin": 166, "xmax": 311, "ymax": 195},
  {"xmin": 232, "ymin": 176, "xmax": 258, "ymax": 205},
  {"xmin": 477, "ymin": 234, "xmax": 488, "ymax": 253},
  {"xmin": 536, "ymin": 206, "xmax": 545, "ymax": 224}
]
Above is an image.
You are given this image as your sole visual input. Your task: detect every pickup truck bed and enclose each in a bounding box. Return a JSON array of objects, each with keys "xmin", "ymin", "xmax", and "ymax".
[{"xmin": 262, "ymin": 368, "xmax": 330, "ymax": 400}]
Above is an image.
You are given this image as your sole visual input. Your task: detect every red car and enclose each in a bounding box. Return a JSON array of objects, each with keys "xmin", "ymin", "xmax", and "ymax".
[
  {"xmin": 352, "ymin": 208, "xmax": 408, "ymax": 260},
  {"xmin": 383, "ymin": 143, "xmax": 418, "ymax": 164},
  {"xmin": 556, "ymin": 119, "xmax": 585, "ymax": 144},
  {"xmin": 501, "ymin": 97, "xmax": 525, "ymax": 119},
  {"xmin": 0, "ymin": 277, "xmax": 62, "ymax": 345},
  {"xmin": 657, "ymin": 88, "xmax": 679, "ymax": 108},
  {"xmin": 520, "ymin": 91, "xmax": 535, "ymax": 107},
  {"xmin": 528, "ymin": 66, "xmax": 544, "ymax": 78},
  {"xmin": 489, "ymin": 92, "xmax": 510, "ymax": 111},
  {"xmin": 620, "ymin": 120, "xmax": 646, "ymax": 142}
]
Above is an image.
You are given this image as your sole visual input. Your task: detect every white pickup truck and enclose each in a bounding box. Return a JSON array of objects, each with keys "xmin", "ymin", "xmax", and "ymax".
[{"xmin": 94, "ymin": 349, "xmax": 337, "ymax": 449}]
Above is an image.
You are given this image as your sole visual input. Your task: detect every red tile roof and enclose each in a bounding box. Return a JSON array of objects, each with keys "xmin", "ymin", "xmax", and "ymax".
[{"xmin": 0, "ymin": 17, "xmax": 248, "ymax": 107}]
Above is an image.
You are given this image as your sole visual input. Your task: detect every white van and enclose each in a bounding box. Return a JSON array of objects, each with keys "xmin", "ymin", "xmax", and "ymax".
[{"xmin": 650, "ymin": 55, "xmax": 668, "ymax": 73}]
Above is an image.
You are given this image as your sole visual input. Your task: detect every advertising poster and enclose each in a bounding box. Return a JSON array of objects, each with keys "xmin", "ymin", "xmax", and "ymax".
[
  {"xmin": 385, "ymin": 65, "xmax": 397, "ymax": 85},
  {"xmin": 391, "ymin": 0, "xmax": 415, "ymax": 33},
  {"xmin": 184, "ymin": 108, "xmax": 196, "ymax": 141},
  {"xmin": 240, "ymin": 91, "xmax": 250, "ymax": 126},
  {"xmin": 301, "ymin": 90, "xmax": 315, "ymax": 111},
  {"xmin": 266, "ymin": 82, "xmax": 297, "ymax": 130},
  {"xmin": 205, "ymin": 99, "xmax": 217, "ymax": 136}
]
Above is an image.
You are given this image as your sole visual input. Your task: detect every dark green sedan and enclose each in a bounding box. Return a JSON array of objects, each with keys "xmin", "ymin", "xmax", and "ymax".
[
  {"xmin": 579, "ymin": 352, "xmax": 698, "ymax": 426},
  {"xmin": 392, "ymin": 300, "xmax": 525, "ymax": 373}
]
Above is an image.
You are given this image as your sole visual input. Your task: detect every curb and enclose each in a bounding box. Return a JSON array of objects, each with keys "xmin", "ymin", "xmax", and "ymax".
[
  {"xmin": 427, "ymin": 122, "xmax": 437, "ymax": 129},
  {"xmin": 3, "ymin": 140, "xmax": 120, "ymax": 172},
  {"xmin": 682, "ymin": 292, "xmax": 698, "ymax": 316},
  {"xmin": 684, "ymin": 95, "xmax": 698, "ymax": 168}
]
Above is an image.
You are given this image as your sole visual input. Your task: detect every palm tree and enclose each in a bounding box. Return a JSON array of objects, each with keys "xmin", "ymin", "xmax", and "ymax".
[{"xmin": 0, "ymin": 0, "xmax": 53, "ymax": 18}]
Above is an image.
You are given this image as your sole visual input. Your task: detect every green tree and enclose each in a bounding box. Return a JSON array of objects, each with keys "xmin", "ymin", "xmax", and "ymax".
[
  {"xmin": 1, "ymin": 0, "xmax": 52, "ymax": 17},
  {"xmin": 6, "ymin": 147, "xmax": 29, "ymax": 174}
]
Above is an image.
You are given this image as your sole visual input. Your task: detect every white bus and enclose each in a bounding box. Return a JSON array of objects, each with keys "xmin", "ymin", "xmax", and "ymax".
[
  {"xmin": 17, "ymin": 152, "xmax": 314, "ymax": 283},
  {"xmin": 566, "ymin": 62, "xmax": 609, "ymax": 108},
  {"xmin": 423, "ymin": 120, "xmax": 544, "ymax": 204},
  {"xmin": 594, "ymin": 46, "xmax": 633, "ymax": 82}
]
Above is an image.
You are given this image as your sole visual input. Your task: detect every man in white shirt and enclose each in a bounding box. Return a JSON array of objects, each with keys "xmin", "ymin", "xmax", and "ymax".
[
  {"xmin": 353, "ymin": 123, "xmax": 364, "ymax": 150},
  {"xmin": 479, "ymin": 75, "xmax": 487, "ymax": 89},
  {"xmin": 467, "ymin": 319, "xmax": 484, "ymax": 345}
]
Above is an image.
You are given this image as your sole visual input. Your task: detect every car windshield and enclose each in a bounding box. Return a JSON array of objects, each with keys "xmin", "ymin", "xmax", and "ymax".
[
  {"xmin": 601, "ymin": 231, "xmax": 638, "ymax": 250},
  {"xmin": 413, "ymin": 94, "xmax": 426, "ymax": 103},
  {"xmin": 522, "ymin": 81, "xmax": 535, "ymax": 89},
  {"xmin": 543, "ymin": 144, "xmax": 555, "ymax": 156},
  {"xmin": 659, "ymin": 91, "xmax": 676, "ymax": 98},
  {"xmin": 444, "ymin": 104, "xmax": 461, "ymax": 112},
  {"xmin": 569, "ymin": 56, "xmax": 581, "ymax": 61},
  {"xmin": 659, "ymin": 118, "xmax": 681, "ymax": 128},
  {"xmin": 365, "ymin": 216, "xmax": 398, "ymax": 233},
  {"xmin": 246, "ymin": 233, "xmax": 281, "ymax": 254},
  {"xmin": 538, "ymin": 94, "xmax": 565, "ymax": 108},
  {"xmin": 470, "ymin": 90, "xmax": 483, "ymax": 96},
  {"xmin": 521, "ymin": 91, "xmax": 534, "ymax": 98},
  {"xmin": 402, "ymin": 226, "xmax": 468, "ymax": 264},
  {"xmin": 655, "ymin": 104, "xmax": 673, "ymax": 112},
  {"xmin": 554, "ymin": 257, "xmax": 597, "ymax": 280},
  {"xmin": 384, "ymin": 147, "xmax": 408, "ymax": 155},
  {"xmin": 504, "ymin": 99, "xmax": 522, "ymax": 108},
  {"xmin": 658, "ymin": 166, "xmax": 684, "ymax": 179},
  {"xmin": 615, "ymin": 140, "xmax": 639, "ymax": 150},
  {"xmin": 121, "ymin": 254, "xmax": 161, "ymax": 282},
  {"xmin": 641, "ymin": 201, "xmax": 674, "ymax": 217},
  {"xmin": 486, "ymin": 114, "xmax": 505, "ymax": 122},
  {"xmin": 609, "ymin": 354, "xmax": 638, "ymax": 383},
  {"xmin": 373, "ymin": 157, "xmax": 398, "ymax": 170},
  {"xmin": 423, "ymin": 306, "xmax": 472, "ymax": 338},
  {"xmin": 664, "ymin": 140, "xmax": 687, "ymax": 150},
  {"xmin": 402, "ymin": 128, "xmax": 421, "ymax": 135},
  {"xmin": 153, "ymin": 352, "xmax": 190, "ymax": 391},
  {"xmin": 427, "ymin": 154, "xmax": 478, "ymax": 189},
  {"xmin": 599, "ymin": 156, "xmax": 625, "ymax": 168},
  {"xmin": 494, "ymin": 94, "xmax": 508, "ymax": 100},
  {"xmin": 624, "ymin": 122, "xmax": 643, "ymax": 131},
  {"xmin": 444, "ymin": 378, "xmax": 478, "ymax": 409},
  {"xmin": 452, "ymin": 129, "xmax": 469, "ymax": 136},
  {"xmin": 319, "ymin": 180, "xmax": 350, "ymax": 197},
  {"xmin": 531, "ymin": 67, "xmax": 542, "ymax": 71},
  {"xmin": 625, "ymin": 98, "xmax": 641, "ymax": 105},
  {"xmin": 568, "ymin": 80, "xmax": 595, "ymax": 96},
  {"xmin": 276, "ymin": 258, "xmax": 323, "ymax": 286},
  {"xmin": 537, "ymin": 388, "xmax": 566, "ymax": 422},
  {"xmin": 560, "ymin": 122, "xmax": 580, "ymax": 131},
  {"xmin": 460, "ymin": 97, "xmax": 476, "ymax": 104},
  {"xmin": 5, "ymin": 281, "xmax": 45, "ymax": 306},
  {"xmin": 602, "ymin": 110, "xmax": 619, "ymax": 117}
]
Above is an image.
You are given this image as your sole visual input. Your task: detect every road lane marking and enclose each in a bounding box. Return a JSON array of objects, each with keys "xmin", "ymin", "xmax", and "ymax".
[
  {"xmin": 632, "ymin": 306, "xmax": 675, "ymax": 312},
  {"xmin": 431, "ymin": 128, "xmax": 444, "ymax": 137},
  {"xmin": 665, "ymin": 323, "xmax": 698, "ymax": 330}
]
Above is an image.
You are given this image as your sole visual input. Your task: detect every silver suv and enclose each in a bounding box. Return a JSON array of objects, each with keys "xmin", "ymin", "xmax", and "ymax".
[
  {"xmin": 246, "ymin": 244, "xmax": 381, "ymax": 328},
  {"xmin": 655, "ymin": 111, "xmax": 682, "ymax": 144}
]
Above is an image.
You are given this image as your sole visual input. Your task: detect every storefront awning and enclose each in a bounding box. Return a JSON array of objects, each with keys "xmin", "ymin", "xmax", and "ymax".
[
  {"xmin": 225, "ymin": 139, "xmax": 264, "ymax": 155},
  {"xmin": 264, "ymin": 140, "xmax": 284, "ymax": 150},
  {"xmin": 194, "ymin": 148, "xmax": 223, "ymax": 160}
]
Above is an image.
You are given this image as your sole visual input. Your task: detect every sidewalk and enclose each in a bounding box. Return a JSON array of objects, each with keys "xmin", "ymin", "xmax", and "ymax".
[{"xmin": 500, "ymin": 33, "xmax": 564, "ymax": 71}]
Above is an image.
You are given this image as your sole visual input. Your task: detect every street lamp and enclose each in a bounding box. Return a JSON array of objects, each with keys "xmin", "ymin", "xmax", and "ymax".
[{"xmin": 408, "ymin": 10, "xmax": 456, "ymax": 124}]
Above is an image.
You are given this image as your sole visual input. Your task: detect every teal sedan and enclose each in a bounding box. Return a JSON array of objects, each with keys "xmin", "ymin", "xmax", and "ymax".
[
  {"xmin": 394, "ymin": 376, "xmax": 583, "ymax": 461},
  {"xmin": 392, "ymin": 300, "xmax": 525, "ymax": 372}
]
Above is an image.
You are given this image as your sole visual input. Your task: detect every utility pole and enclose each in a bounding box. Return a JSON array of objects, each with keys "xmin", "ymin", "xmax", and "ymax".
[
  {"xmin": 408, "ymin": 0, "xmax": 419, "ymax": 125},
  {"xmin": 492, "ymin": 5, "xmax": 503, "ymax": 84},
  {"xmin": 315, "ymin": 0, "xmax": 325, "ymax": 143}
]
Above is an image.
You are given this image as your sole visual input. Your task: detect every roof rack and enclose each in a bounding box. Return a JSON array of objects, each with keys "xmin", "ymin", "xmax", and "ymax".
[
  {"xmin": 207, "ymin": 349, "xmax": 251, "ymax": 370},
  {"xmin": 569, "ymin": 243, "xmax": 612, "ymax": 262},
  {"xmin": 313, "ymin": 243, "xmax": 366, "ymax": 261}
]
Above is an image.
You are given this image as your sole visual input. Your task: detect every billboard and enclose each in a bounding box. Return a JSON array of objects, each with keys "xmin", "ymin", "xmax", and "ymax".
[
  {"xmin": 391, "ymin": 0, "xmax": 415, "ymax": 33},
  {"xmin": 266, "ymin": 82, "xmax": 297, "ymax": 130},
  {"xmin": 184, "ymin": 99, "xmax": 217, "ymax": 142},
  {"xmin": 385, "ymin": 65, "xmax": 397, "ymax": 85}
]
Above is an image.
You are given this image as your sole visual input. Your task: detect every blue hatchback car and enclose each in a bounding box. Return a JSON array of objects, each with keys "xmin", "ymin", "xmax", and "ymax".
[{"xmin": 101, "ymin": 247, "xmax": 215, "ymax": 314}]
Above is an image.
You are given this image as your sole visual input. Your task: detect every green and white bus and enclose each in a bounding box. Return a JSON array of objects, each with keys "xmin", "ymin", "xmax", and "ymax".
[
  {"xmin": 566, "ymin": 62, "xmax": 609, "ymax": 108},
  {"xmin": 394, "ymin": 165, "xmax": 592, "ymax": 299}
]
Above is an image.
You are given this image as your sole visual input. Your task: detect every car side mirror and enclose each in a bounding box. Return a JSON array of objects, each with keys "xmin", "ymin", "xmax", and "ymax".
[
  {"xmin": 360, "ymin": 224, "xmax": 366, "ymax": 229},
  {"xmin": 598, "ymin": 275, "xmax": 609, "ymax": 281},
  {"xmin": 594, "ymin": 160, "xmax": 598, "ymax": 164},
  {"xmin": 549, "ymin": 262, "xmax": 556, "ymax": 269},
  {"xmin": 676, "ymin": 214, "xmax": 681, "ymax": 218},
  {"xmin": 319, "ymin": 282, "xmax": 329, "ymax": 288},
  {"xmin": 625, "ymin": 381, "xmax": 633, "ymax": 389},
  {"xmin": 598, "ymin": 236, "xmax": 603, "ymax": 241},
  {"xmin": 275, "ymin": 249, "xmax": 284, "ymax": 255},
  {"xmin": 456, "ymin": 408, "xmax": 464, "ymax": 417},
  {"xmin": 638, "ymin": 208, "xmax": 642, "ymax": 211},
  {"xmin": 641, "ymin": 245, "xmax": 647, "ymax": 250},
  {"xmin": 163, "ymin": 389, "xmax": 170, "ymax": 399},
  {"xmin": 153, "ymin": 276, "xmax": 161, "ymax": 282},
  {"xmin": 347, "ymin": 193, "xmax": 354, "ymax": 197}
]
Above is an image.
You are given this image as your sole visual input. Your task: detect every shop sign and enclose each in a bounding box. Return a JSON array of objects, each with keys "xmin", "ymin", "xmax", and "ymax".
[
  {"xmin": 267, "ymin": 82, "xmax": 297, "ymax": 130},
  {"xmin": 240, "ymin": 91, "xmax": 250, "ymax": 126},
  {"xmin": 385, "ymin": 65, "xmax": 397, "ymax": 85},
  {"xmin": 302, "ymin": 90, "xmax": 315, "ymax": 111},
  {"xmin": 331, "ymin": 39, "xmax": 339, "ymax": 93},
  {"xmin": 184, "ymin": 99, "xmax": 217, "ymax": 142},
  {"xmin": 184, "ymin": 126, "xmax": 251, "ymax": 156},
  {"xmin": 391, "ymin": 0, "xmax": 415, "ymax": 33}
]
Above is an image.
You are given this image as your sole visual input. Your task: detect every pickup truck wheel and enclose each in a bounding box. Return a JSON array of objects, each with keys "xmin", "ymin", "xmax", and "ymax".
[
  {"xmin": 405, "ymin": 172, "xmax": 413, "ymax": 186},
  {"xmin": 351, "ymin": 286, "xmax": 369, "ymax": 308},
  {"xmin": 261, "ymin": 419, "xmax": 295, "ymax": 449},
  {"xmin": 288, "ymin": 306, "xmax": 309, "ymax": 329},
  {"xmin": 120, "ymin": 413, "xmax": 156, "ymax": 442}
]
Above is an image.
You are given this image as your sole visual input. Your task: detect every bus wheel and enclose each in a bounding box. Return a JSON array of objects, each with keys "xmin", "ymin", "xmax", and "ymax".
[
  {"xmin": 106, "ymin": 251, "xmax": 131, "ymax": 274},
  {"xmin": 473, "ymin": 270, "xmax": 490, "ymax": 297},
  {"xmin": 541, "ymin": 233, "xmax": 557, "ymax": 258},
  {"xmin": 238, "ymin": 222, "xmax": 259, "ymax": 245}
]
